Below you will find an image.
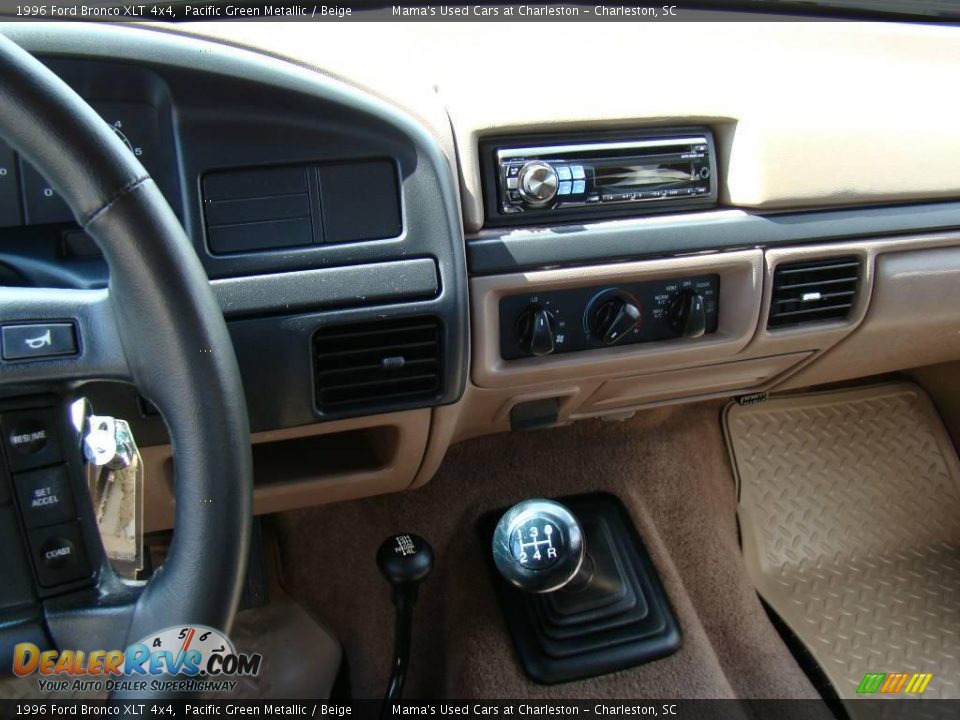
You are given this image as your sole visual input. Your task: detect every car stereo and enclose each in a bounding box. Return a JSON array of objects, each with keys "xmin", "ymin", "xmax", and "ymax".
[{"xmin": 481, "ymin": 128, "xmax": 718, "ymax": 226}]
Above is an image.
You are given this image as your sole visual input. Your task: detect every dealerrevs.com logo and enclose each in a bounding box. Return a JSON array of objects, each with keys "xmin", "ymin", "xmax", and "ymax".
[{"xmin": 13, "ymin": 625, "xmax": 262, "ymax": 694}]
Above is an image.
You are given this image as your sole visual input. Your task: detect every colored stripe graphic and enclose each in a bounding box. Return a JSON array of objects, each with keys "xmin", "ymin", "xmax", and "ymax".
[
  {"xmin": 858, "ymin": 672, "xmax": 933, "ymax": 695},
  {"xmin": 857, "ymin": 673, "xmax": 886, "ymax": 694}
]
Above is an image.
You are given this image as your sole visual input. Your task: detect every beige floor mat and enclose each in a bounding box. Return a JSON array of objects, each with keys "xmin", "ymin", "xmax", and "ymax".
[{"xmin": 724, "ymin": 382, "xmax": 960, "ymax": 708}]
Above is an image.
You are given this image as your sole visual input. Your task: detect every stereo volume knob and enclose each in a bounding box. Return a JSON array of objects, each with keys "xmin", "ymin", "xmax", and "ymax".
[
  {"xmin": 517, "ymin": 161, "xmax": 559, "ymax": 206},
  {"xmin": 516, "ymin": 304, "xmax": 558, "ymax": 357}
]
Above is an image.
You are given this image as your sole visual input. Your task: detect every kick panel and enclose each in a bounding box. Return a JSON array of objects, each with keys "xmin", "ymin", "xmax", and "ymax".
[{"xmin": 499, "ymin": 275, "xmax": 719, "ymax": 360}]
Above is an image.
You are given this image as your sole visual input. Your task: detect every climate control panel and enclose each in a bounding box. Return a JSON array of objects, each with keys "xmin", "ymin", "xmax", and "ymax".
[{"xmin": 499, "ymin": 275, "xmax": 720, "ymax": 360}]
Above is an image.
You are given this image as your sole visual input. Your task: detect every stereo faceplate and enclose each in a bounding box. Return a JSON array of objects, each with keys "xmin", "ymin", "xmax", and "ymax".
[{"xmin": 482, "ymin": 128, "xmax": 718, "ymax": 227}]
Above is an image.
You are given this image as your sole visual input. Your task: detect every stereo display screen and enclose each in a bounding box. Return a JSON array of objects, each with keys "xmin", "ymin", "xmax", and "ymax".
[{"xmin": 594, "ymin": 161, "xmax": 694, "ymax": 190}]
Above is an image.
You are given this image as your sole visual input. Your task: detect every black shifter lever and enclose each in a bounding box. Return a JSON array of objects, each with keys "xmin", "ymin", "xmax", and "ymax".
[{"xmin": 376, "ymin": 533, "xmax": 434, "ymax": 706}]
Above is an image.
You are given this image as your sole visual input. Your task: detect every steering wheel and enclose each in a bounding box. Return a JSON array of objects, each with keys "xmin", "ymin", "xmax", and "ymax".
[{"xmin": 0, "ymin": 33, "xmax": 253, "ymax": 676}]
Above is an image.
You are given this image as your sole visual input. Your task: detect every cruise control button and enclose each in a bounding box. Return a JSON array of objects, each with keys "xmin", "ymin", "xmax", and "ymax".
[
  {"xmin": 1, "ymin": 408, "xmax": 62, "ymax": 472},
  {"xmin": 2, "ymin": 323, "xmax": 77, "ymax": 361},
  {"xmin": 15, "ymin": 465, "xmax": 76, "ymax": 529},
  {"xmin": 29, "ymin": 522, "xmax": 91, "ymax": 588}
]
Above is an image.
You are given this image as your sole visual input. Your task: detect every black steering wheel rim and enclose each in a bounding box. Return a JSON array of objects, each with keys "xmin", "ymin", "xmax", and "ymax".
[{"xmin": 0, "ymin": 33, "xmax": 253, "ymax": 670}]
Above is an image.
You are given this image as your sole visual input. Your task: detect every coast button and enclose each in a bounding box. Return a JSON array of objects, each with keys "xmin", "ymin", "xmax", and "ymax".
[{"xmin": 29, "ymin": 522, "xmax": 91, "ymax": 587}]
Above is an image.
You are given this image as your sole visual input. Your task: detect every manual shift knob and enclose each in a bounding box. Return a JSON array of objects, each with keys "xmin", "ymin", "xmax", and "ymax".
[
  {"xmin": 377, "ymin": 533, "xmax": 434, "ymax": 597},
  {"xmin": 376, "ymin": 533, "xmax": 433, "ymax": 703},
  {"xmin": 492, "ymin": 499, "xmax": 585, "ymax": 593}
]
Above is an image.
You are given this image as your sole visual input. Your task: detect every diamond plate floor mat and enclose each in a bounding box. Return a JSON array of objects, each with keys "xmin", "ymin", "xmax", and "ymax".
[{"xmin": 724, "ymin": 383, "xmax": 960, "ymax": 709}]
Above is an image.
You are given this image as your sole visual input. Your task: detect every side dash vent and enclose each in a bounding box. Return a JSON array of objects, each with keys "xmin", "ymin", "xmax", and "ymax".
[
  {"xmin": 313, "ymin": 317, "xmax": 442, "ymax": 412},
  {"xmin": 768, "ymin": 257, "xmax": 861, "ymax": 329}
]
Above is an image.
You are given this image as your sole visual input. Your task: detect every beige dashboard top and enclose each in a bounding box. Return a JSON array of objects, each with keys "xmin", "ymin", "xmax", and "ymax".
[{"xmin": 166, "ymin": 20, "xmax": 960, "ymax": 230}]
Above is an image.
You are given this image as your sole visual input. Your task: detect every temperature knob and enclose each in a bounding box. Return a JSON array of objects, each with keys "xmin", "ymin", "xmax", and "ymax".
[
  {"xmin": 589, "ymin": 293, "xmax": 641, "ymax": 346},
  {"xmin": 516, "ymin": 305, "xmax": 558, "ymax": 357},
  {"xmin": 517, "ymin": 161, "xmax": 559, "ymax": 206}
]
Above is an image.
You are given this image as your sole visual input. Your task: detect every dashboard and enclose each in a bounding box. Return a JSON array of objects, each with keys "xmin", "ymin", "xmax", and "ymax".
[{"xmin": 2, "ymin": 21, "xmax": 960, "ymax": 530}]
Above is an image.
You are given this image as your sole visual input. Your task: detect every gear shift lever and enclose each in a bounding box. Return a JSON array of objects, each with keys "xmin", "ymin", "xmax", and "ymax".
[
  {"xmin": 486, "ymin": 495, "xmax": 681, "ymax": 684},
  {"xmin": 492, "ymin": 499, "xmax": 585, "ymax": 593},
  {"xmin": 376, "ymin": 533, "xmax": 434, "ymax": 705}
]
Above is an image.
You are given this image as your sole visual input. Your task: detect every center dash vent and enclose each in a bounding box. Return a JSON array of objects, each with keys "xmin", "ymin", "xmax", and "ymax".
[
  {"xmin": 313, "ymin": 317, "xmax": 442, "ymax": 412},
  {"xmin": 768, "ymin": 257, "xmax": 861, "ymax": 328}
]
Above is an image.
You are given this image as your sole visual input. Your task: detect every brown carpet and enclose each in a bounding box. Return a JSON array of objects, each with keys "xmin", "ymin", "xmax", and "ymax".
[{"xmin": 271, "ymin": 401, "xmax": 820, "ymax": 701}]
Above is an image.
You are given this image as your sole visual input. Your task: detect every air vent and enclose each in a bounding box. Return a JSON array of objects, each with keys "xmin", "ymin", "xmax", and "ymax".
[
  {"xmin": 768, "ymin": 257, "xmax": 861, "ymax": 328},
  {"xmin": 313, "ymin": 317, "xmax": 442, "ymax": 412}
]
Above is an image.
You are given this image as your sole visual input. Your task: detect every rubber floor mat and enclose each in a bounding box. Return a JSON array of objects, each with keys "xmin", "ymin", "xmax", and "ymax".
[{"xmin": 724, "ymin": 383, "xmax": 960, "ymax": 708}]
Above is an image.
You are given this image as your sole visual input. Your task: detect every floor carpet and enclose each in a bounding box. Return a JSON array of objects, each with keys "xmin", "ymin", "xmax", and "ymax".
[{"xmin": 272, "ymin": 400, "xmax": 821, "ymax": 703}]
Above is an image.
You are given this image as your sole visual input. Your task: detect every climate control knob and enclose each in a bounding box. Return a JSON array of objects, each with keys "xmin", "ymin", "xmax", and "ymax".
[
  {"xmin": 668, "ymin": 289, "xmax": 707, "ymax": 338},
  {"xmin": 516, "ymin": 305, "xmax": 558, "ymax": 357},
  {"xmin": 517, "ymin": 161, "xmax": 559, "ymax": 206},
  {"xmin": 589, "ymin": 293, "xmax": 641, "ymax": 346}
]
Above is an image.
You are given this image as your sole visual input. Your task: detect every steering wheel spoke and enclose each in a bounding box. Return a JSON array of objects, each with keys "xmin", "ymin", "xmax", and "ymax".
[{"xmin": 0, "ymin": 285, "xmax": 131, "ymax": 387}]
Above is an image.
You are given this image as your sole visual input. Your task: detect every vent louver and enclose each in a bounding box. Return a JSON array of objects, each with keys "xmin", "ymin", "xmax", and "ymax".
[
  {"xmin": 768, "ymin": 257, "xmax": 860, "ymax": 328},
  {"xmin": 313, "ymin": 318, "xmax": 442, "ymax": 411}
]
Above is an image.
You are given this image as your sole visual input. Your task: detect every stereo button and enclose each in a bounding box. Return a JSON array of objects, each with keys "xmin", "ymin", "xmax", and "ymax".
[
  {"xmin": 556, "ymin": 166, "xmax": 572, "ymax": 181},
  {"xmin": 572, "ymin": 180, "xmax": 586, "ymax": 194},
  {"xmin": 558, "ymin": 181, "xmax": 572, "ymax": 196},
  {"xmin": 571, "ymin": 165, "xmax": 585, "ymax": 180}
]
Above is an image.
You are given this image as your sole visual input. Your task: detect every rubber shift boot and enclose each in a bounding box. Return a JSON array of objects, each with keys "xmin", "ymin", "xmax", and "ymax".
[
  {"xmin": 544, "ymin": 517, "xmax": 634, "ymax": 621},
  {"xmin": 481, "ymin": 493, "xmax": 681, "ymax": 684}
]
